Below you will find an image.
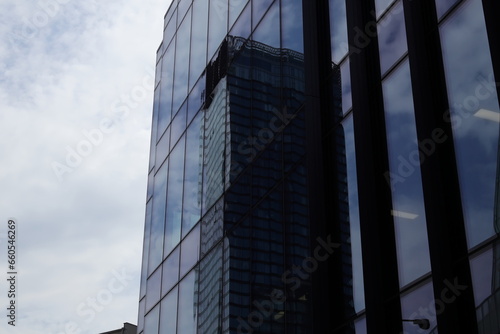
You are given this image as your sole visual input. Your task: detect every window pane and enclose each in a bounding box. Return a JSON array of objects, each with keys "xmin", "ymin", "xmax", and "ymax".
[
  {"xmin": 187, "ymin": 74, "xmax": 206, "ymax": 124},
  {"xmin": 180, "ymin": 224, "xmax": 200, "ymax": 277},
  {"xmin": 146, "ymin": 267, "xmax": 162, "ymax": 312},
  {"xmin": 329, "ymin": 0, "xmax": 349, "ymax": 63},
  {"xmin": 378, "ymin": 1, "xmax": 407, "ymax": 75},
  {"xmin": 208, "ymin": 0, "xmax": 228, "ymax": 61},
  {"xmin": 155, "ymin": 126, "xmax": 170, "ymax": 170},
  {"xmin": 162, "ymin": 246, "xmax": 180, "ymax": 296},
  {"xmin": 178, "ymin": 0, "xmax": 191, "ymax": 23},
  {"xmin": 144, "ymin": 304, "xmax": 160, "ymax": 334},
  {"xmin": 158, "ymin": 43, "xmax": 176, "ymax": 138},
  {"xmin": 140, "ymin": 201, "xmax": 152, "ymax": 299},
  {"xmin": 282, "ymin": 0, "xmax": 303, "ymax": 53},
  {"xmin": 149, "ymin": 161, "xmax": 168, "ymax": 274},
  {"xmin": 160, "ymin": 287, "xmax": 178, "ymax": 334},
  {"xmin": 229, "ymin": 1, "xmax": 251, "ymax": 40},
  {"xmin": 229, "ymin": 0, "xmax": 249, "ymax": 30},
  {"xmin": 177, "ymin": 268, "xmax": 199, "ymax": 334},
  {"xmin": 165, "ymin": 136, "xmax": 186, "ymax": 256},
  {"xmin": 340, "ymin": 59, "xmax": 352, "ymax": 115},
  {"xmin": 252, "ymin": 0, "xmax": 274, "ymax": 31},
  {"xmin": 183, "ymin": 111, "xmax": 204, "ymax": 235},
  {"xmin": 400, "ymin": 281, "xmax": 438, "ymax": 333},
  {"xmin": 171, "ymin": 103, "xmax": 187, "ymax": 148},
  {"xmin": 382, "ymin": 60, "xmax": 431, "ymax": 286},
  {"xmin": 435, "ymin": 0, "xmax": 460, "ymax": 20},
  {"xmin": 172, "ymin": 9, "xmax": 192, "ymax": 116},
  {"xmin": 440, "ymin": 0, "xmax": 500, "ymax": 248},
  {"xmin": 190, "ymin": 0, "xmax": 208, "ymax": 90},
  {"xmin": 137, "ymin": 298, "xmax": 145, "ymax": 333},
  {"xmin": 375, "ymin": 0, "xmax": 396, "ymax": 18},
  {"xmin": 252, "ymin": 0, "xmax": 279, "ymax": 49}
]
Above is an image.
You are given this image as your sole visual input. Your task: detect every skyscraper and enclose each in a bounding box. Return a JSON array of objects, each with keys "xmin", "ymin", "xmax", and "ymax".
[{"xmin": 138, "ymin": 0, "xmax": 500, "ymax": 333}]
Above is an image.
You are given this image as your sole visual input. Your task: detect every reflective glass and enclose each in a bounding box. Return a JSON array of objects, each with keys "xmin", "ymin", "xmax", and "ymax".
[
  {"xmin": 252, "ymin": 0, "xmax": 279, "ymax": 49},
  {"xmin": 189, "ymin": 0, "xmax": 208, "ymax": 91},
  {"xmin": 140, "ymin": 201, "xmax": 152, "ymax": 299},
  {"xmin": 401, "ymin": 281, "xmax": 438, "ymax": 333},
  {"xmin": 341, "ymin": 59, "xmax": 352, "ymax": 115},
  {"xmin": 149, "ymin": 161, "xmax": 168, "ymax": 274},
  {"xmin": 180, "ymin": 224, "xmax": 200, "ymax": 277},
  {"xmin": 163, "ymin": 8, "xmax": 177, "ymax": 50},
  {"xmin": 159, "ymin": 287, "xmax": 178, "ymax": 334},
  {"xmin": 162, "ymin": 246, "xmax": 180, "ymax": 296},
  {"xmin": 229, "ymin": 1, "xmax": 251, "ymax": 40},
  {"xmin": 177, "ymin": 268, "xmax": 199, "ymax": 334},
  {"xmin": 165, "ymin": 136, "xmax": 186, "ymax": 256},
  {"xmin": 144, "ymin": 304, "xmax": 160, "ymax": 334},
  {"xmin": 178, "ymin": 0, "xmax": 192, "ymax": 24},
  {"xmin": 146, "ymin": 267, "xmax": 162, "ymax": 312},
  {"xmin": 375, "ymin": 0, "xmax": 396, "ymax": 18},
  {"xmin": 343, "ymin": 115, "xmax": 365, "ymax": 312},
  {"xmin": 155, "ymin": 126, "xmax": 170, "ymax": 170},
  {"xmin": 354, "ymin": 316, "xmax": 367, "ymax": 334},
  {"xmin": 183, "ymin": 111, "xmax": 204, "ymax": 235},
  {"xmin": 171, "ymin": 103, "xmax": 187, "ymax": 148},
  {"xmin": 172, "ymin": 9, "xmax": 192, "ymax": 116},
  {"xmin": 187, "ymin": 75, "xmax": 206, "ymax": 124},
  {"xmin": 229, "ymin": 0, "xmax": 249, "ymax": 30},
  {"xmin": 158, "ymin": 43, "xmax": 175, "ymax": 139},
  {"xmin": 382, "ymin": 60, "xmax": 432, "ymax": 286},
  {"xmin": 435, "ymin": 0, "xmax": 460, "ymax": 19},
  {"xmin": 440, "ymin": 0, "xmax": 500, "ymax": 248},
  {"xmin": 208, "ymin": 0, "xmax": 228, "ymax": 62},
  {"xmin": 470, "ymin": 247, "xmax": 494, "ymax": 306},
  {"xmin": 282, "ymin": 0, "xmax": 303, "ymax": 53},
  {"xmin": 150, "ymin": 87, "xmax": 160, "ymax": 170},
  {"xmin": 252, "ymin": 0, "xmax": 274, "ymax": 30},
  {"xmin": 378, "ymin": 1, "xmax": 407, "ymax": 75},
  {"xmin": 329, "ymin": 0, "xmax": 349, "ymax": 62},
  {"xmin": 137, "ymin": 298, "xmax": 145, "ymax": 333}
]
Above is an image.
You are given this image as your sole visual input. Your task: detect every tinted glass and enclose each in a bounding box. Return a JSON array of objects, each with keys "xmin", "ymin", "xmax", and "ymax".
[
  {"xmin": 252, "ymin": 0, "xmax": 279, "ymax": 49},
  {"xmin": 180, "ymin": 224, "xmax": 200, "ymax": 277},
  {"xmin": 435, "ymin": 0, "xmax": 460, "ymax": 19},
  {"xmin": 208, "ymin": 0, "xmax": 228, "ymax": 61},
  {"xmin": 340, "ymin": 59, "xmax": 352, "ymax": 115},
  {"xmin": 440, "ymin": 0, "xmax": 500, "ymax": 248},
  {"xmin": 378, "ymin": 1, "xmax": 407, "ymax": 75},
  {"xmin": 282, "ymin": 0, "xmax": 303, "ymax": 53},
  {"xmin": 401, "ymin": 281, "xmax": 438, "ymax": 333},
  {"xmin": 172, "ymin": 9, "xmax": 192, "ymax": 115},
  {"xmin": 229, "ymin": 0, "xmax": 251, "ymax": 40},
  {"xmin": 149, "ymin": 161, "xmax": 168, "ymax": 274},
  {"xmin": 144, "ymin": 304, "xmax": 160, "ymax": 334},
  {"xmin": 158, "ymin": 43, "xmax": 175, "ymax": 138},
  {"xmin": 155, "ymin": 126, "xmax": 170, "ymax": 169},
  {"xmin": 375, "ymin": 0, "xmax": 396, "ymax": 18},
  {"xmin": 146, "ymin": 266, "xmax": 162, "ymax": 312},
  {"xmin": 329, "ymin": 0, "xmax": 349, "ymax": 63},
  {"xmin": 177, "ymin": 268, "xmax": 199, "ymax": 334},
  {"xmin": 229, "ymin": 0, "xmax": 249, "ymax": 30},
  {"xmin": 140, "ymin": 201, "xmax": 152, "ymax": 299},
  {"xmin": 252, "ymin": 0, "xmax": 274, "ymax": 30},
  {"xmin": 162, "ymin": 246, "xmax": 180, "ymax": 296},
  {"xmin": 189, "ymin": 0, "xmax": 208, "ymax": 90},
  {"xmin": 159, "ymin": 287, "xmax": 178, "ymax": 334}
]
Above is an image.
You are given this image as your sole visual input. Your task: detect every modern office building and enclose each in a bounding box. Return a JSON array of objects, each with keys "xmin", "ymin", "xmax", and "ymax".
[{"xmin": 137, "ymin": 0, "xmax": 500, "ymax": 333}]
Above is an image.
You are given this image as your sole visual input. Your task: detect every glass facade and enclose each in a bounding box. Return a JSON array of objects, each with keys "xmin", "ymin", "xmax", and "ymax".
[{"xmin": 138, "ymin": 0, "xmax": 500, "ymax": 333}]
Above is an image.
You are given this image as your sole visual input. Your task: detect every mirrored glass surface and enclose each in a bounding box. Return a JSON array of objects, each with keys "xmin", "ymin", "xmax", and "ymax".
[
  {"xmin": 150, "ymin": 87, "xmax": 160, "ymax": 172},
  {"xmin": 252, "ymin": 0, "xmax": 279, "ymax": 49},
  {"xmin": 282, "ymin": 0, "xmax": 303, "ymax": 53},
  {"xmin": 171, "ymin": 103, "xmax": 187, "ymax": 148},
  {"xmin": 183, "ymin": 111, "xmax": 204, "ymax": 235},
  {"xmin": 163, "ymin": 8, "xmax": 177, "ymax": 50},
  {"xmin": 162, "ymin": 246, "xmax": 180, "ymax": 296},
  {"xmin": 252, "ymin": 0, "xmax": 274, "ymax": 30},
  {"xmin": 440, "ymin": 0, "xmax": 500, "ymax": 248},
  {"xmin": 375, "ymin": 0, "xmax": 396, "ymax": 18},
  {"xmin": 178, "ymin": 0, "xmax": 192, "ymax": 24},
  {"xmin": 155, "ymin": 126, "xmax": 170, "ymax": 170},
  {"xmin": 229, "ymin": 0, "xmax": 251, "ymax": 40},
  {"xmin": 189, "ymin": 0, "xmax": 208, "ymax": 91},
  {"xmin": 229, "ymin": 0, "xmax": 248, "ymax": 30},
  {"xmin": 180, "ymin": 224, "xmax": 200, "ymax": 277},
  {"xmin": 378, "ymin": 0, "xmax": 407, "ymax": 75},
  {"xmin": 177, "ymin": 268, "xmax": 199, "ymax": 334},
  {"xmin": 165, "ymin": 136, "xmax": 186, "ymax": 256},
  {"xmin": 187, "ymin": 74, "xmax": 206, "ymax": 124},
  {"xmin": 146, "ymin": 266, "xmax": 162, "ymax": 312},
  {"xmin": 329, "ymin": 0, "xmax": 349, "ymax": 63},
  {"xmin": 208, "ymin": 0, "xmax": 228, "ymax": 62},
  {"xmin": 382, "ymin": 60, "xmax": 432, "ymax": 286},
  {"xmin": 140, "ymin": 201, "xmax": 152, "ymax": 299},
  {"xmin": 158, "ymin": 43, "xmax": 176, "ymax": 139},
  {"xmin": 401, "ymin": 281, "xmax": 438, "ymax": 333},
  {"xmin": 354, "ymin": 316, "xmax": 367, "ymax": 334},
  {"xmin": 341, "ymin": 59, "xmax": 352, "ymax": 115},
  {"xmin": 149, "ymin": 161, "xmax": 168, "ymax": 274},
  {"xmin": 172, "ymin": 9, "xmax": 192, "ymax": 116},
  {"xmin": 137, "ymin": 298, "xmax": 145, "ymax": 333},
  {"xmin": 144, "ymin": 304, "xmax": 160, "ymax": 334},
  {"xmin": 435, "ymin": 0, "xmax": 460, "ymax": 20},
  {"xmin": 159, "ymin": 287, "xmax": 178, "ymax": 334}
]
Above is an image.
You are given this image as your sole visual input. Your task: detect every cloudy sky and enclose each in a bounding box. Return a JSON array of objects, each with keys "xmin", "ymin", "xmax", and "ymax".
[{"xmin": 0, "ymin": 0, "xmax": 172, "ymax": 333}]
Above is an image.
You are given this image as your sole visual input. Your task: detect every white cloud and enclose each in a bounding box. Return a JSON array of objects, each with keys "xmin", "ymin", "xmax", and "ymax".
[{"xmin": 0, "ymin": 0, "xmax": 172, "ymax": 333}]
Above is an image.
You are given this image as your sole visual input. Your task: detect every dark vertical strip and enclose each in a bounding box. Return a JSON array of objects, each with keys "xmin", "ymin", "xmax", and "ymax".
[
  {"xmin": 345, "ymin": 0, "xmax": 403, "ymax": 332},
  {"xmin": 402, "ymin": 0, "xmax": 478, "ymax": 333},
  {"xmin": 482, "ymin": 0, "xmax": 500, "ymax": 100}
]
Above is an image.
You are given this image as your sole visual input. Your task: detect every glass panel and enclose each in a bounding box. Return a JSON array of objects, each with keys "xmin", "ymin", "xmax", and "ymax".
[
  {"xmin": 343, "ymin": 115, "xmax": 365, "ymax": 312},
  {"xmin": 252, "ymin": 0, "xmax": 274, "ymax": 30},
  {"xmin": 378, "ymin": 1, "xmax": 407, "ymax": 75},
  {"xmin": 188, "ymin": 74, "xmax": 206, "ymax": 124},
  {"xmin": 282, "ymin": 0, "xmax": 303, "ymax": 53},
  {"xmin": 382, "ymin": 60, "xmax": 432, "ymax": 286},
  {"xmin": 140, "ymin": 201, "xmax": 152, "ymax": 299},
  {"xmin": 144, "ymin": 304, "xmax": 160, "ymax": 334},
  {"xmin": 329, "ymin": 0, "xmax": 349, "ymax": 63},
  {"xmin": 137, "ymin": 298, "xmax": 145, "ymax": 333},
  {"xmin": 150, "ymin": 87, "xmax": 160, "ymax": 172},
  {"xmin": 147, "ymin": 170, "xmax": 154, "ymax": 202},
  {"xmin": 165, "ymin": 136, "xmax": 186, "ymax": 256},
  {"xmin": 177, "ymin": 268, "xmax": 199, "ymax": 334},
  {"xmin": 354, "ymin": 316, "xmax": 367, "ymax": 334},
  {"xmin": 375, "ymin": 0, "xmax": 396, "ymax": 18},
  {"xmin": 160, "ymin": 287, "xmax": 178, "ymax": 334},
  {"xmin": 229, "ymin": 0, "xmax": 249, "ymax": 31},
  {"xmin": 171, "ymin": 103, "xmax": 187, "ymax": 148},
  {"xmin": 149, "ymin": 161, "xmax": 168, "ymax": 274},
  {"xmin": 146, "ymin": 267, "xmax": 162, "ymax": 312},
  {"xmin": 208, "ymin": 0, "xmax": 228, "ymax": 61},
  {"xmin": 340, "ymin": 59, "xmax": 352, "ymax": 115},
  {"xmin": 158, "ymin": 42, "xmax": 176, "ymax": 139},
  {"xmin": 162, "ymin": 246, "xmax": 180, "ymax": 296},
  {"xmin": 401, "ymin": 280, "xmax": 438, "ymax": 333},
  {"xmin": 183, "ymin": 111, "xmax": 204, "ymax": 235},
  {"xmin": 252, "ymin": 0, "xmax": 279, "ymax": 49},
  {"xmin": 435, "ymin": 0, "xmax": 460, "ymax": 20},
  {"xmin": 172, "ymin": 9, "xmax": 192, "ymax": 116},
  {"xmin": 440, "ymin": 0, "xmax": 500, "ymax": 249},
  {"xmin": 155, "ymin": 126, "xmax": 170, "ymax": 170},
  {"xmin": 470, "ymin": 246, "xmax": 495, "ymax": 306},
  {"xmin": 198, "ymin": 243, "xmax": 223, "ymax": 333},
  {"xmin": 229, "ymin": 0, "xmax": 251, "ymax": 40},
  {"xmin": 178, "ymin": 0, "xmax": 191, "ymax": 23},
  {"xmin": 189, "ymin": 0, "xmax": 208, "ymax": 91},
  {"xmin": 163, "ymin": 8, "xmax": 177, "ymax": 50},
  {"xmin": 180, "ymin": 224, "xmax": 201, "ymax": 277}
]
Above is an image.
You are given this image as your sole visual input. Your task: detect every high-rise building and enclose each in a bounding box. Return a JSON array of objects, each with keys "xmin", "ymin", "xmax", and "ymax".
[{"xmin": 137, "ymin": 0, "xmax": 500, "ymax": 333}]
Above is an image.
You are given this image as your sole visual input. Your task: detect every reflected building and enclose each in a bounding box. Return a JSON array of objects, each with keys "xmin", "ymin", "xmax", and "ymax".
[{"xmin": 138, "ymin": 0, "xmax": 500, "ymax": 333}]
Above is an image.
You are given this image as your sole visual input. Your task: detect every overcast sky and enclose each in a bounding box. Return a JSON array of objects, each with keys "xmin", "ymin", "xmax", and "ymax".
[{"xmin": 0, "ymin": 1, "xmax": 172, "ymax": 333}]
